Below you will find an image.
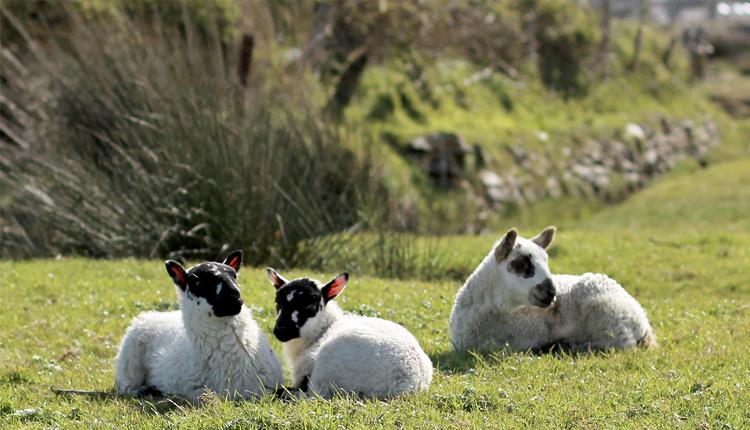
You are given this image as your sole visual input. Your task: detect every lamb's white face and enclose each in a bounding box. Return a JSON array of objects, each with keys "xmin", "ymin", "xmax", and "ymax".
[{"xmin": 493, "ymin": 227, "xmax": 557, "ymax": 309}]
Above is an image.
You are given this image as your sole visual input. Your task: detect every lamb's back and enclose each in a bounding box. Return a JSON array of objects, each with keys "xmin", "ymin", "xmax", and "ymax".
[
  {"xmin": 551, "ymin": 273, "xmax": 654, "ymax": 350},
  {"xmin": 312, "ymin": 316, "xmax": 432, "ymax": 397},
  {"xmin": 127, "ymin": 311, "xmax": 185, "ymax": 355}
]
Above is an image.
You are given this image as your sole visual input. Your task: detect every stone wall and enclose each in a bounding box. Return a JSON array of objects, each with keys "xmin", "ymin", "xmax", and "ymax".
[{"xmin": 405, "ymin": 117, "xmax": 720, "ymax": 213}]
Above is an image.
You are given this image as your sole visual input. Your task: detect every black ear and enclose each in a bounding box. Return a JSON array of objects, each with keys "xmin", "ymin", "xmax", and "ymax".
[
  {"xmin": 321, "ymin": 273, "xmax": 348, "ymax": 303},
  {"xmin": 223, "ymin": 250, "xmax": 243, "ymax": 272},
  {"xmin": 165, "ymin": 260, "xmax": 188, "ymax": 290},
  {"xmin": 266, "ymin": 268, "xmax": 288, "ymax": 289}
]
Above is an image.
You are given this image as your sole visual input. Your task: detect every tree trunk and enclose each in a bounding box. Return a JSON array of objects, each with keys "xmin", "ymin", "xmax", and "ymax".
[
  {"xmin": 629, "ymin": 0, "xmax": 648, "ymax": 71},
  {"xmin": 597, "ymin": 0, "xmax": 612, "ymax": 75},
  {"xmin": 326, "ymin": 48, "xmax": 369, "ymax": 119}
]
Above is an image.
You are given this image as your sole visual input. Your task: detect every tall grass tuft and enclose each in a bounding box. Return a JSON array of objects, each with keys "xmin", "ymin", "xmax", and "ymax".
[{"xmin": 0, "ymin": 8, "xmax": 382, "ymax": 265}]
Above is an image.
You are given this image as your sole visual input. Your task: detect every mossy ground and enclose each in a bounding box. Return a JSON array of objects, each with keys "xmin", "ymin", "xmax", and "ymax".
[{"xmin": 2, "ymin": 158, "xmax": 749, "ymax": 429}]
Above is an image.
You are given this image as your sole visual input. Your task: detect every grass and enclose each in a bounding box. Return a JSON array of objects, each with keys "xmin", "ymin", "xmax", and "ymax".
[{"xmin": 2, "ymin": 158, "xmax": 750, "ymax": 428}]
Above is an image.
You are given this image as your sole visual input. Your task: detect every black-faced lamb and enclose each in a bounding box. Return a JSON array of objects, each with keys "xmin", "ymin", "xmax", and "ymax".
[
  {"xmin": 115, "ymin": 251, "xmax": 283, "ymax": 402},
  {"xmin": 266, "ymin": 269, "xmax": 433, "ymax": 399},
  {"xmin": 450, "ymin": 227, "xmax": 657, "ymax": 352}
]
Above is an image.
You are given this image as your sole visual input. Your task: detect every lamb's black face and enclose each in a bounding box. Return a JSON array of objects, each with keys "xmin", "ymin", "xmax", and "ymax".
[
  {"xmin": 186, "ymin": 262, "xmax": 243, "ymax": 317},
  {"xmin": 166, "ymin": 251, "xmax": 244, "ymax": 318},
  {"xmin": 273, "ymin": 279, "xmax": 323, "ymax": 342}
]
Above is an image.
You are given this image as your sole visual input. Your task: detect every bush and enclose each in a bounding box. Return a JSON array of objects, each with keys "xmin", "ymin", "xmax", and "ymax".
[
  {"xmin": 0, "ymin": 9, "xmax": 383, "ymax": 265},
  {"xmin": 530, "ymin": 0, "xmax": 600, "ymax": 97}
]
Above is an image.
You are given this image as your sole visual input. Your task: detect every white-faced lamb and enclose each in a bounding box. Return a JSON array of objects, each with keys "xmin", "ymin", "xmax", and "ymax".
[
  {"xmin": 266, "ymin": 269, "xmax": 433, "ymax": 399},
  {"xmin": 450, "ymin": 227, "xmax": 657, "ymax": 353},
  {"xmin": 115, "ymin": 251, "xmax": 283, "ymax": 402}
]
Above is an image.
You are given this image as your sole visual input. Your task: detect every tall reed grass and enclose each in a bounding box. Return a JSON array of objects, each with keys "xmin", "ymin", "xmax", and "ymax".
[{"xmin": 0, "ymin": 8, "xmax": 382, "ymax": 266}]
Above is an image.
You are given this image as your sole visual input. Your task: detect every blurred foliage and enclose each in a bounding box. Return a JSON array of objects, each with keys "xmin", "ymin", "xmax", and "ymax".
[
  {"xmin": 0, "ymin": 0, "xmax": 738, "ymax": 263},
  {"xmin": 0, "ymin": 0, "xmax": 240, "ymax": 41},
  {"xmin": 0, "ymin": 10, "xmax": 392, "ymax": 264},
  {"xmin": 530, "ymin": 0, "xmax": 600, "ymax": 97}
]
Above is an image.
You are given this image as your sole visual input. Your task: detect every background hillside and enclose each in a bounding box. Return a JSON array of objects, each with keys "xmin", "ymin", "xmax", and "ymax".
[
  {"xmin": 1, "ymin": 0, "xmax": 748, "ymax": 272},
  {"xmin": 1, "ymin": 156, "xmax": 748, "ymax": 428},
  {"xmin": 1, "ymin": 1, "xmax": 749, "ymax": 428}
]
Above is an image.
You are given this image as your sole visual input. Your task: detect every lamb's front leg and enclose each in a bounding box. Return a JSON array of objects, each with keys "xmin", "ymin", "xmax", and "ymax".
[
  {"xmin": 291, "ymin": 350, "xmax": 317, "ymax": 397},
  {"xmin": 115, "ymin": 330, "xmax": 148, "ymax": 396}
]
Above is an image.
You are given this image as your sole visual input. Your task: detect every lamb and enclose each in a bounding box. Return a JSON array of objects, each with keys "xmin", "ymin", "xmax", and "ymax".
[
  {"xmin": 450, "ymin": 227, "xmax": 657, "ymax": 353},
  {"xmin": 266, "ymin": 269, "xmax": 433, "ymax": 399},
  {"xmin": 115, "ymin": 251, "xmax": 283, "ymax": 402}
]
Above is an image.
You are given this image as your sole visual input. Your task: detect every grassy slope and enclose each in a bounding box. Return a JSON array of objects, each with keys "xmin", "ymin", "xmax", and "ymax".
[
  {"xmin": 345, "ymin": 21, "xmax": 714, "ymax": 156},
  {"xmin": 340, "ymin": 26, "xmax": 741, "ymax": 235},
  {"xmin": 2, "ymin": 158, "xmax": 750, "ymax": 428}
]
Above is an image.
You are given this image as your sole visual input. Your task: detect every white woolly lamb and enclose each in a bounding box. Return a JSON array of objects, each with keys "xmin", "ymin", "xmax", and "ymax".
[
  {"xmin": 450, "ymin": 227, "xmax": 657, "ymax": 353},
  {"xmin": 266, "ymin": 269, "xmax": 433, "ymax": 399},
  {"xmin": 115, "ymin": 251, "xmax": 283, "ymax": 402}
]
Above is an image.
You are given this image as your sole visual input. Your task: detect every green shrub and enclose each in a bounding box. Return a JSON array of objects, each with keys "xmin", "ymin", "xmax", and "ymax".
[
  {"xmin": 0, "ymin": 0, "xmax": 240, "ymax": 43},
  {"xmin": 0, "ymin": 10, "xmax": 383, "ymax": 265},
  {"xmin": 530, "ymin": 0, "xmax": 600, "ymax": 97}
]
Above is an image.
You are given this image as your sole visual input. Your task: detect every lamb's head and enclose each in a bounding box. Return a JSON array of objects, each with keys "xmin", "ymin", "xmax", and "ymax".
[
  {"xmin": 165, "ymin": 250, "xmax": 245, "ymax": 318},
  {"xmin": 266, "ymin": 268, "xmax": 348, "ymax": 342},
  {"xmin": 491, "ymin": 227, "xmax": 556, "ymax": 308}
]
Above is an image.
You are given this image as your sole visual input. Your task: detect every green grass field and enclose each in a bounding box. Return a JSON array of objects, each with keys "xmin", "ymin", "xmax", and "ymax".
[{"xmin": 2, "ymin": 159, "xmax": 750, "ymax": 429}]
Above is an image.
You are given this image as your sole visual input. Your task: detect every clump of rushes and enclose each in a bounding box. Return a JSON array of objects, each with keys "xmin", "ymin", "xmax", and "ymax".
[{"xmin": 0, "ymin": 7, "xmax": 384, "ymax": 265}]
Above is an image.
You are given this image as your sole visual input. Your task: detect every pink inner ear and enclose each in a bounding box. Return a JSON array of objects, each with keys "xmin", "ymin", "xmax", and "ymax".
[
  {"xmin": 170, "ymin": 266, "xmax": 186, "ymax": 285},
  {"xmin": 227, "ymin": 256, "xmax": 240, "ymax": 271},
  {"xmin": 325, "ymin": 277, "xmax": 346, "ymax": 299}
]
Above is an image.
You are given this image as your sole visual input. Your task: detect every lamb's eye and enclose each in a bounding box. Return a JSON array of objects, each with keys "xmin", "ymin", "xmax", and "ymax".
[{"xmin": 510, "ymin": 255, "xmax": 535, "ymax": 278}]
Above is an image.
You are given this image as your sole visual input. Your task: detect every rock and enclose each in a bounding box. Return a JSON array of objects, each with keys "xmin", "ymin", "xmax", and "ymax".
[
  {"xmin": 505, "ymin": 145, "xmax": 529, "ymax": 164},
  {"xmin": 406, "ymin": 132, "xmax": 470, "ymax": 187},
  {"xmin": 407, "ymin": 136, "xmax": 433, "ymax": 153},
  {"xmin": 572, "ymin": 164, "xmax": 610, "ymax": 193},
  {"xmin": 13, "ymin": 408, "xmax": 41, "ymax": 418},
  {"xmin": 479, "ymin": 170, "xmax": 522, "ymax": 206},
  {"xmin": 545, "ymin": 176, "xmax": 562, "ymax": 198},
  {"xmin": 624, "ymin": 123, "xmax": 646, "ymax": 141}
]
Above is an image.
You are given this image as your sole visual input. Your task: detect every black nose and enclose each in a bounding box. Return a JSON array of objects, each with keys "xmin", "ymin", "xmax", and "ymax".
[
  {"xmin": 530, "ymin": 278, "xmax": 556, "ymax": 307},
  {"xmin": 212, "ymin": 294, "xmax": 243, "ymax": 317},
  {"xmin": 273, "ymin": 325, "xmax": 297, "ymax": 342}
]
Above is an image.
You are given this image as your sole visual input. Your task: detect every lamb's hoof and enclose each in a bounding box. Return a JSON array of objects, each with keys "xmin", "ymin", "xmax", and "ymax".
[
  {"xmin": 136, "ymin": 386, "xmax": 163, "ymax": 397},
  {"xmin": 273, "ymin": 387, "xmax": 298, "ymax": 401}
]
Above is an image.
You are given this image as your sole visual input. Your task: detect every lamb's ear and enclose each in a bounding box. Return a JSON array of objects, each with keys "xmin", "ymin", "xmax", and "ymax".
[
  {"xmin": 494, "ymin": 228, "xmax": 517, "ymax": 263},
  {"xmin": 223, "ymin": 250, "xmax": 243, "ymax": 273},
  {"xmin": 165, "ymin": 260, "xmax": 188, "ymax": 290},
  {"xmin": 531, "ymin": 226, "xmax": 556, "ymax": 250},
  {"xmin": 321, "ymin": 273, "xmax": 348, "ymax": 303},
  {"xmin": 266, "ymin": 268, "xmax": 288, "ymax": 289}
]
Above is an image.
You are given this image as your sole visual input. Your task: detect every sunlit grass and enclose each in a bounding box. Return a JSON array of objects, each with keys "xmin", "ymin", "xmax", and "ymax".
[{"xmin": 2, "ymin": 159, "xmax": 750, "ymax": 428}]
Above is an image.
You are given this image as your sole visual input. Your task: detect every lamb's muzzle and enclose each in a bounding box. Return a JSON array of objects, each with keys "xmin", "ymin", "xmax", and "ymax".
[
  {"xmin": 530, "ymin": 278, "xmax": 556, "ymax": 307},
  {"xmin": 273, "ymin": 323, "xmax": 296, "ymax": 342}
]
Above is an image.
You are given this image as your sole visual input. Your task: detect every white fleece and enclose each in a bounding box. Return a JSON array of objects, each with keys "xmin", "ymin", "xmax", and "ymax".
[
  {"xmin": 450, "ymin": 248, "xmax": 656, "ymax": 352},
  {"xmin": 282, "ymin": 302, "xmax": 433, "ymax": 399},
  {"xmin": 115, "ymin": 292, "xmax": 283, "ymax": 402}
]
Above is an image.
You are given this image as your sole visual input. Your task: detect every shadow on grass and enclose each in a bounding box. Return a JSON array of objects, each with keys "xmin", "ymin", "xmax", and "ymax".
[
  {"xmin": 431, "ymin": 343, "xmax": 613, "ymax": 374},
  {"xmin": 51, "ymin": 388, "xmax": 193, "ymax": 415}
]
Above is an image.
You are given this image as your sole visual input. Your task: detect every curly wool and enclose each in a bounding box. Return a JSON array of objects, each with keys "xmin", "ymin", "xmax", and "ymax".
[
  {"xmin": 450, "ymin": 246, "xmax": 656, "ymax": 353},
  {"xmin": 115, "ymin": 293, "xmax": 283, "ymax": 402},
  {"xmin": 283, "ymin": 302, "xmax": 433, "ymax": 399}
]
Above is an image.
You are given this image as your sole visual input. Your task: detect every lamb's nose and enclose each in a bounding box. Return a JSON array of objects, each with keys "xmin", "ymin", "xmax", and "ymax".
[
  {"xmin": 538, "ymin": 278, "xmax": 555, "ymax": 295},
  {"xmin": 530, "ymin": 278, "xmax": 556, "ymax": 307}
]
